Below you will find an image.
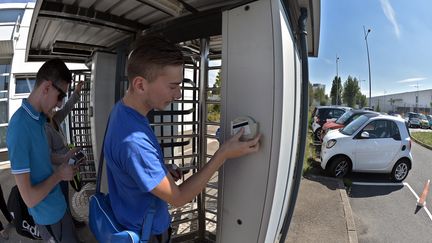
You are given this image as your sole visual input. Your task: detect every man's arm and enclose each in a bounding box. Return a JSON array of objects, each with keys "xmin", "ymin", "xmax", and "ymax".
[
  {"xmin": 14, "ymin": 172, "xmax": 62, "ymax": 208},
  {"xmin": 14, "ymin": 150, "xmax": 79, "ymax": 208},
  {"xmin": 152, "ymin": 130, "xmax": 260, "ymax": 207},
  {"xmin": 52, "ymin": 81, "xmax": 83, "ymax": 125}
]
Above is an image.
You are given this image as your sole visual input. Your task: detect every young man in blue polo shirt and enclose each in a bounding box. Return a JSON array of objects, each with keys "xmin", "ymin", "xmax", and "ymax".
[
  {"xmin": 104, "ymin": 35, "xmax": 261, "ymax": 242},
  {"xmin": 7, "ymin": 59, "xmax": 80, "ymax": 243}
]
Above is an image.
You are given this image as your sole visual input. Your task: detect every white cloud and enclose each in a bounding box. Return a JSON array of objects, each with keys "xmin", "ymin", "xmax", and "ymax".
[
  {"xmin": 380, "ymin": 0, "xmax": 401, "ymax": 38},
  {"xmin": 396, "ymin": 77, "xmax": 427, "ymax": 83},
  {"xmin": 323, "ymin": 58, "xmax": 332, "ymax": 65}
]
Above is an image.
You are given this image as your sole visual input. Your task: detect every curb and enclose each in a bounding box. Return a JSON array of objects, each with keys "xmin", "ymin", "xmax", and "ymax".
[
  {"xmin": 338, "ymin": 182, "xmax": 358, "ymax": 243},
  {"xmin": 411, "ymin": 136, "xmax": 432, "ymax": 150}
]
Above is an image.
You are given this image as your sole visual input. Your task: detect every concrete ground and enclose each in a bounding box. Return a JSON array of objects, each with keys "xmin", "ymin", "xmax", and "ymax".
[{"xmin": 286, "ymin": 174, "xmax": 357, "ymax": 243}]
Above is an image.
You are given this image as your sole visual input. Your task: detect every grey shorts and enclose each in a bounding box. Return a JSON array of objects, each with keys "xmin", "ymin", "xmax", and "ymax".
[{"xmin": 37, "ymin": 211, "xmax": 78, "ymax": 243}]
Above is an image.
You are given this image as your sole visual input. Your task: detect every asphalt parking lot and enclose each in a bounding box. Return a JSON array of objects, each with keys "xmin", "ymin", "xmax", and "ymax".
[{"xmin": 349, "ymin": 182, "xmax": 431, "ymax": 243}]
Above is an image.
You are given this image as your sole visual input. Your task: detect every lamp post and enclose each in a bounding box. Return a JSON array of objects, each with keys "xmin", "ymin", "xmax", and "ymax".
[
  {"xmin": 363, "ymin": 26, "xmax": 372, "ymax": 107},
  {"xmin": 413, "ymin": 81, "xmax": 419, "ymax": 112},
  {"xmin": 336, "ymin": 55, "xmax": 340, "ymax": 105}
]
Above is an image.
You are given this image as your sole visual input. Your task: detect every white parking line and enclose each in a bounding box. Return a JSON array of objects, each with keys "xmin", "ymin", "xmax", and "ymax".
[
  {"xmin": 352, "ymin": 182, "xmax": 403, "ymax": 186},
  {"xmin": 403, "ymin": 182, "xmax": 432, "ymax": 222},
  {"xmin": 351, "ymin": 181, "xmax": 432, "ymax": 222}
]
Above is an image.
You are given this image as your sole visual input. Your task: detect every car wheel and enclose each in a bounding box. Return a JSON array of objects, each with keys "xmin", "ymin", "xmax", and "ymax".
[
  {"xmin": 391, "ymin": 159, "xmax": 410, "ymax": 182},
  {"xmin": 327, "ymin": 156, "xmax": 351, "ymax": 178},
  {"xmin": 315, "ymin": 128, "xmax": 322, "ymax": 141}
]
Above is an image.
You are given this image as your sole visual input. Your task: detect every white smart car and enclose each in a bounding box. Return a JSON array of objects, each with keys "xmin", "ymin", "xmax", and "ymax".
[{"xmin": 320, "ymin": 113, "xmax": 412, "ymax": 182}]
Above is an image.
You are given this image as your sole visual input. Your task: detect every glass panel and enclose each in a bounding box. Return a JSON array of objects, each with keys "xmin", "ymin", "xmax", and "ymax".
[
  {"xmin": 0, "ymin": 64, "xmax": 10, "ymax": 91},
  {"xmin": 0, "ymin": 126, "xmax": 6, "ymax": 149},
  {"xmin": 0, "ymin": 9, "xmax": 24, "ymax": 23},
  {"xmin": 0, "ymin": 101, "xmax": 7, "ymax": 123},
  {"xmin": 15, "ymin": 77, "xmax": 35, "ymax": 94}
]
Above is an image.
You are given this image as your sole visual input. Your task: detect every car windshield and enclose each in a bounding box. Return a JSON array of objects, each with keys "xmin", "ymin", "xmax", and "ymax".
[
  {"xmin": 336, "ymin": 111, "xmax": 353, "ymax": 125},
  {"xmin": 419, "ymin": 114, "xmax": 427, "ymax": 120},
  {"xmin": 409, "ymin": 113, "xmax": 419, "ymax": 118},
  {"xmin": 340, "ymin": 115, "xmax": 369, "ymax": 135}
]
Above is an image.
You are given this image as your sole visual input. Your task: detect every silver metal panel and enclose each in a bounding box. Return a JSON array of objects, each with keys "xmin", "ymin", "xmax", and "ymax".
[
  {"xmin": 218, "ymin": 1, "xmax": 276, "ymax": 242},
  {"xmin": 109, "ymin": 0, "xmax": 141, "ymax": 17},
  {"xmin": 93, "ymin": 0, "xmax": 122, "ymax": 12},
  {"xmin": 78, "ymin": 0, "xmax": 98, "ymax": 9},
  {"xmin": 0, "ymin": 40, "xmax": 13, "ymax": 58},
  {"xmin": 263, "ymin": 2, "xmax": 301, "ymax": 241},
  {"xmin": 90, "ymin": 52, "xmax": 117, "ymax": 193},
  {"xmin": 0, "ymin": 26, "xmax": 14, "ymax": 41}
]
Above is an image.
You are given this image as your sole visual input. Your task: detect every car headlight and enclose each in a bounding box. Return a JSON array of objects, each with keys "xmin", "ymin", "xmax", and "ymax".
[{"xmin": 326, "ymin": 139, "xmax": 337, "ymax": 149}]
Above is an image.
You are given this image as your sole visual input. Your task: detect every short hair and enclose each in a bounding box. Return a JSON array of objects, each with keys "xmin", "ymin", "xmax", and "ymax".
[
  {"xmin": 127, "ymin": 35, "xmax": 184, "ymax": 82},
  {"xmin": 36, "ymin": 58, "xmax": 72, "ymax": 87}
]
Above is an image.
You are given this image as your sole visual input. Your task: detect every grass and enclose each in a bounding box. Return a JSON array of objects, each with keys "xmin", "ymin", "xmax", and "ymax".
[
  {"xmin": 302, "ymin": 133, "xmax": 314, "ymax": 174},
  {"xmin": 411, "ymin": 132, "xmax": 432, "ymax": 147},
  {"xmin": 303, "ymin": 109, "xmax": 318, "ymax": 175}
]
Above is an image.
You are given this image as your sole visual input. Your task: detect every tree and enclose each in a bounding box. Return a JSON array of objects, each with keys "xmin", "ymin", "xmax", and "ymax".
[
  {"xmin": 357, "ymin": 94, "xmax": 367, "ymax": 108},
  {"xmin": 308, "ymin": 82, "xmax": 314, "ymax": 106},
  {"xmin": 342, "ymin": 76, "xmax": 360, "ymax": 107},
  {"xmin": 208, "ymin": 71, "xmax": 221, "ymax": 121},
  {"xmin": 330, "ymin": 76, "xmax": 342, "ymax": 105},
  {"xmin": 313, "ymin": 86, "xmax": 327, "ymax": 106}
]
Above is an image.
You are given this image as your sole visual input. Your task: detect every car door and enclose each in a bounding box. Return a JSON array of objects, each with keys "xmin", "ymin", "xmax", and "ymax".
[{"xmin": 354, "ymin": 120, "xmax": 401, "ymax": 171}]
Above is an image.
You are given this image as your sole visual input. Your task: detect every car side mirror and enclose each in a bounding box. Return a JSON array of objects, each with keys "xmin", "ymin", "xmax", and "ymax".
[{"xmin": 360, "ymin": 131, "xmax": 370, "ymax": 138}]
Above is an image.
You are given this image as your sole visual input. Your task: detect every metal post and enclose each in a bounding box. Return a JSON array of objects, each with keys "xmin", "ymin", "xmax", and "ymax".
[
  {"xmin": 198, "ymin": 38, "xmax": 209, "ymax": 241},
  {"xmin": 363, "ymin": 26, "xmax": 372, "ymax": 107},
  {"xmin": 336, "ymin": 55, "xmax": 339, "ymax": 105}
]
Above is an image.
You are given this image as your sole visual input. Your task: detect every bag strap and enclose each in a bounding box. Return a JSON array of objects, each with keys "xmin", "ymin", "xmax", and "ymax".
[
  {"xmin": 95, "ymin": 113, "xmax": 157, "ymax": 241},
  {"xmin": 140, "ymin": 197, "xmax": 156, "ymax": 242}
]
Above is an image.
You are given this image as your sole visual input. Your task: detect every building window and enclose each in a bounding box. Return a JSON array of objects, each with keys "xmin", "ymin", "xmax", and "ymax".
[
  {"xmin": 0, "ymin": 64, "xmax": 10, "ymax": 92},
  {"xmin": 0, "ymin": 126, "xmax": 6, "ymax": 150},
  {"xmin": 15, "ymin": 77, "xmax": 36, "ymax": 94},
  {"xmin": 0, "ymin": 101, "xmax": 6, "ymax": 124},
  {"xmin": 0, "ymin": 9, "xmax": 24, "ymax": 23}
]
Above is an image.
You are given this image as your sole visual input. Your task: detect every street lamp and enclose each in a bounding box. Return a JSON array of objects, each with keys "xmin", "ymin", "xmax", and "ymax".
[
  {"xmin": 336, "ymin": 55, "xmax": 340, "ymax": 105},
  {"xmin": 363, "ymin": 26, "xmax": 372, "ymax": 107}
]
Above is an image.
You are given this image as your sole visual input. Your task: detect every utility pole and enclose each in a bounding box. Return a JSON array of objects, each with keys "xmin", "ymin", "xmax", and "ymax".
[
  {"xmin": 363, "ymin": 26, "xmax": 372, "ymax": 107},
  {"xmin": 336, "ymin": 55, "xmax": 340, "ymax": 105}
]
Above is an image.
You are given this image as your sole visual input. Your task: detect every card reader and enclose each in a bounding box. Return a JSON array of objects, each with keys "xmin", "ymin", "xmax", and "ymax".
[{"xmin": 231, "ymin": 116, "xmax": 258, "ymax": 141}]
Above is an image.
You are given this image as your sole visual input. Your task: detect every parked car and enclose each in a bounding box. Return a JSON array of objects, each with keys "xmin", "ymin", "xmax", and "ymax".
[
  {"xmin": 320, "ymin": 113, "xmax": 412, "ymax": 182},
  {"xmin": 427, "ymin": 115, "xmax": 432, "ymax": 129},
  {"xmin": 419, "ymin": 113, "xmax": 429, "ymax": 129},
  {"xmin": 405, "ymin": 112, "xmax": 421, "ymax": 128},
  {"xmin": 320, "ymin": 110, "xmax": 378, "ymax": 141},
  {"xmin": 311, "ymin": 106, "xmax": 351, "ymax": 140}
]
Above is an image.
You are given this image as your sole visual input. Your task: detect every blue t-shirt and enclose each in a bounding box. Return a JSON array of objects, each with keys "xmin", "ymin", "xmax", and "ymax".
[
  {"xmin": 104, "ymin": 100, "xmax": 170, "ymax": 234},
  {"xmin": 6, "ymin": 99, "xmax": 66, "ymax": 225}
]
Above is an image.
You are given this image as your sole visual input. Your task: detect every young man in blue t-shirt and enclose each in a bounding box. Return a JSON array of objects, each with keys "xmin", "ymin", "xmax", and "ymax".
[
  {"xmin": 7, "ymin": 59, "xmax": 81, "ymax": 242},
  {"xmin": 104, "ymin": 35, "xmax": 261, "ymax": 242}
]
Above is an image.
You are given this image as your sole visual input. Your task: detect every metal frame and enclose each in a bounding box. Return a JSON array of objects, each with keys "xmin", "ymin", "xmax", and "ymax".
[{"xmin": 68, "ymin": 71, "xmax": 96, "ymax": 185}]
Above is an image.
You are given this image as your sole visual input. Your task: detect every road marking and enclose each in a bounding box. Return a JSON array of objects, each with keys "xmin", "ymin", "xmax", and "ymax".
[
  {"xmin": 352, "ymin": 181, "xmax": 432, "ymax": 222},
  {"xmin": 404, "ymin": 182, "xmax": 432, "ymax": 222},
  {"xmin": 352, "ymin": 182, "xmax": 403, "ymax": 186}
]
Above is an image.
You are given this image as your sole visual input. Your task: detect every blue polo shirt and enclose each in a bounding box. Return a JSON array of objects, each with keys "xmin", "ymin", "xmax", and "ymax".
[
  {"xmin": 6, "ymin": 99, "xmax": 66, "ymax": 225},
  {"xmin": 104, "ymin": 100, "xmax": 170, "ymax": 234}
]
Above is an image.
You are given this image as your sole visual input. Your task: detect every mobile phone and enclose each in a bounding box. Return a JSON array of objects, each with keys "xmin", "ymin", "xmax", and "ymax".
[{"xmin": 68, "ymin": 151, "xmax": 86, "ymax": 165}]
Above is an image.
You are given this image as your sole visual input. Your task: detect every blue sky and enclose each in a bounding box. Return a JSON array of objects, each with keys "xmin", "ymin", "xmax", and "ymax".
[{"xmin": 309, "ymin": 0, "xmax": 432, "ymax": 97}]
